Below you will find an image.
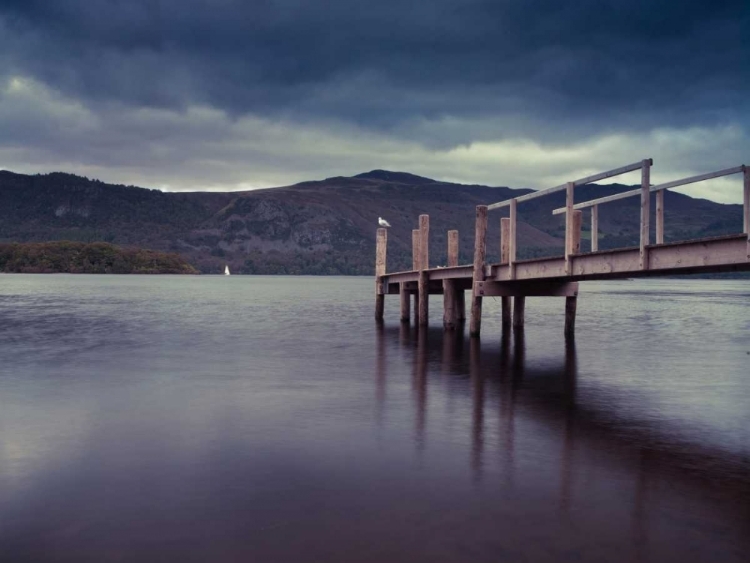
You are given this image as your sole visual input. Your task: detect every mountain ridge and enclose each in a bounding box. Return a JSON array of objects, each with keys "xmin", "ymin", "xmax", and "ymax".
[{"xmin": 0, "ymin": 169, "xmax": 743, "ymax": 274}]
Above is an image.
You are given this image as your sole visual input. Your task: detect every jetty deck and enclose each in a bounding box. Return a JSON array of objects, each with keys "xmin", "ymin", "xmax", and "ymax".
[{"xmin": 374, "ymin": 160, "xmax": 750, "ymax": 336}]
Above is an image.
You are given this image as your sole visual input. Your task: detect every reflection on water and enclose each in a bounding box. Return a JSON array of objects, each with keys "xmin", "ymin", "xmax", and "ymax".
[
  {"xmin": 375, "ymin": 321, "xmax": 750, "ymax": 562},
  {"xmin": 1, "ymin": 276, "xmax": 749, "ymax": 562}
]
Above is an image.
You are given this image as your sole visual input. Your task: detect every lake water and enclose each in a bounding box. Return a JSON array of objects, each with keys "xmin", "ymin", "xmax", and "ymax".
[{"xmin": 1, "ymin": 275, "xmax": 749, "ymax": 562}]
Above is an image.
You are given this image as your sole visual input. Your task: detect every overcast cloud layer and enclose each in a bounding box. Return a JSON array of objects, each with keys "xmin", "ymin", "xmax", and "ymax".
[{"xmin": 0, "ymin": 0, "xmax": 748, "ymax": 201}]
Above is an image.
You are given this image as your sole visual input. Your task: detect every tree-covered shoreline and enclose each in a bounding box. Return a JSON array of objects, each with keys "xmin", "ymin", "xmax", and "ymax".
[{"xmin": 0, "ymin": 241, "xmax": 198, "ymax": 274}]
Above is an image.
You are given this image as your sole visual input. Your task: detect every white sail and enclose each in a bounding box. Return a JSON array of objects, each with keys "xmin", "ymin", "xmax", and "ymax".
[{"xmin": 224, "ymin": 265, "xmax": 230, "ymax": 276}]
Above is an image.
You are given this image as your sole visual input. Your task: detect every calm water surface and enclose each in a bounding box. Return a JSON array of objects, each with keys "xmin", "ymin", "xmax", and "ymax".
[{"xmin": 1, "ymin": 275, "xmax": 749, "ymax": 562}]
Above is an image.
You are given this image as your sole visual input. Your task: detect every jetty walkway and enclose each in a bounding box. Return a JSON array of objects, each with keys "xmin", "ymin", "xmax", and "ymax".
[{"xmin": 374, "ymin": 160, "xmax": 750, "ymax": 337}]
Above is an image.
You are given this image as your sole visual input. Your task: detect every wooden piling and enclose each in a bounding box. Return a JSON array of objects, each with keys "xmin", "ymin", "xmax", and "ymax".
[
  {"xmin": 502, "ymin": 298, "xmax": 512, "ymax": 330},
  {"xmin": 469, "ymin": 205, "xmax": 488, "ymax": 337},
  {"xmin": 443, "ymin": 230, "xmax": 459, "ymax": 329},
  {"xmin": 564, "ymin": 296, "xmax": 577, "ymax": 338},
  {"xmin": 591, "ymin": 205, "xmax": 599, "ymax": 252},
  {"xmin": 412, "ymin": 229, "xmax": 420, "ymax": 321},
  {"xmin": 418, "ymin": 270, "xmax": 429, "ymax": 326},
  {"xmin": 375, "ymin": 228, "xmax": 387, "ymax": 320},
  {"xmin": 513, "ymin": 296, "xmax": 525, "ymax": 329},
  {"xmin": 656, "ymin": 190, "xmax": 664, "ymax": 245},
  {"xmin": 400, "ymin": 283, "xmax": 410, "ymax": 323},
  {"xmin": 500, "ymin": 217, "xmax": 512, "ymax": 330},
  {"xmin": 640, "ymin": 159, "xmax": 651, "ymax": 269}
]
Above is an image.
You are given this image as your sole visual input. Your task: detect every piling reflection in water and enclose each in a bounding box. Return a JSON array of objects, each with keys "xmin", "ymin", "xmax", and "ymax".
[{"xmin": 375, "ymin": 323, "xmax": 750, "ymax": 562}]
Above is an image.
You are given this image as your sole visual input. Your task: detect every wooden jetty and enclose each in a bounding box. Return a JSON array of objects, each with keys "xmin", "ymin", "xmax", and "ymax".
[{"xmin": 375, "ymin": 160, "xmax": 750, "ymax": 337}]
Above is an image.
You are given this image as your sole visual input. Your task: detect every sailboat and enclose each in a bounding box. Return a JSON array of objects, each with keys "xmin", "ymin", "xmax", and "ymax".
[{"xmin": 224, "ymin": 265, "xmax": 231, "ymax": 276}]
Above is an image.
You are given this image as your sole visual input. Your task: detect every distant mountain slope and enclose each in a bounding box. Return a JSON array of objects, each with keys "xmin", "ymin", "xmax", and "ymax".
[{"xmin": 0, "ymin": 169, "xmax": 744, "ymax": 274}]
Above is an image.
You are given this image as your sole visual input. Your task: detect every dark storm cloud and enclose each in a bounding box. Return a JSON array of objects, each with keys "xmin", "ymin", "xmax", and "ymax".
[{"xmin": 1, "ymin": 0, "xmax": 747, "ymax": 139}]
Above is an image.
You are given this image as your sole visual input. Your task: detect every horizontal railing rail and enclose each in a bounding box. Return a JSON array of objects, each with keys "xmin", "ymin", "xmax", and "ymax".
[
  {"xmin": 487, "ymin": 160, "xmax": 649, "ymax": 210},
  {"xmin": 551, "ymin": 165, "xmax": 746, "ymax": 215}
]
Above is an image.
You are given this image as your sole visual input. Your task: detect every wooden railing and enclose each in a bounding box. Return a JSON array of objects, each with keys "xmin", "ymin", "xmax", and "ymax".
[
  {"xmin": 485, "ymin": 159, "xmax": 653, "ymax": 279},
  {"xmin": 551, "ymin": 165, "xmax": 749, "ymax": 251}
]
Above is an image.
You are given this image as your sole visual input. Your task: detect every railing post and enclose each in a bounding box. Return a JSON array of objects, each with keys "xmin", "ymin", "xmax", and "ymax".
[
  {"xmin": 571, "ymin": 210, "xmax": 582, "ymax": 255},
  {"xmin": 656, "ymin": 190, "xmax": 664, "ymax": 245},
  {"xmin": 744, "ymin": 166, "xmax": 749, "ymax": 260},
  {"xmin": 443, "ymin": 230, "xmax": 459, "ymax": 330},
  {"xmin": 375, "ymin": 228, "xmax": 387, "ymax": 320},
  {"xmin": 500, "ymin": 217, "xmax": 511, "ymax": 329},
  {"xmin": 640, "ymin": 159, "xmax": 651, "ymax": 269},
  {"xmin": 743, "ymin": 165, "xmax": 749, "ymax": 235},
  {"xmin": 591, "ymin": 205, "xmax": 599, "ymax": 252},
  {"xmin": 509, "ymin": 199, "xmax": 517, "ymax": 279},
  {"xmin": 470, "ymin": 205, "xmax": 488, "ymax": 337},
  {"xmin": 565, "ymin": 182, "xmax": 574, "ymax": 274},
  {"xmin": 412, "ymin": 229, "xmax": 420, "ymax": 321}
]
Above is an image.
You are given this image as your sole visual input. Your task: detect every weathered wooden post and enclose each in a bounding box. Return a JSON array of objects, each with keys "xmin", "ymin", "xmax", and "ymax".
[
  {"xmin": 743, "ymin": 166, "xmax": 749, "ymax": 251},
  {"xmin": 564, "ymin": 211, "xmax": 581, "ymax": 336},
  {"xmin": 419, "ymin": 215, "xmax": 430, "ymax": 271},
  {"xmin": 443, "ymin": 230, "xmax": 459, "ymax": 330},
  {"xmin": 640, "ymin": 159, "xmax": 651, "ymax": 269},
  {"xmin": 469, "ymin": 205, "xmax": 488, "ymax": 337},
  {"xmin": 500, "ymin": 217, "xmax": 512, "ymax": 330},
  {"xmin": 399, "ymin": 284, "xmax": 410, "ymax": 323},
  {"xmin": 509, "ymin": 199, "xmax": 517, "ymax": 280},
  {"xmin": 591, "ymin": 205, "xmax": 599, "ymax": 252},
  {"xmin": 412, "ymin": 229, "xmax": 420, "ymax": 321},
  {"xmin": 375, "ymin": 228, "xmax": 387, "ymax": 320},
  {"xmin": 418, "ymin": 215, "xmax": 430, "ymax": 326},
  {"xmin": 513, "ymin": 297, "xmax": 525, "ymax": 329},
  {"xmin": 564, "ymin": 297, "xmax": 577, "ymax": 338},
  {"xmin": 656, "ymin": 190, "xmax": 665, "ymax": 245},
  {"xmin": 564, "ymin": 182, "xmax": 575, "ymax": 275}
]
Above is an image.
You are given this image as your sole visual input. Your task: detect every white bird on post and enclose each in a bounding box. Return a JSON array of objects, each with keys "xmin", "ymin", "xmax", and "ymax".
[{"xmin": 378, "ymin": 217, "xmax": 391, "ymax": 227}]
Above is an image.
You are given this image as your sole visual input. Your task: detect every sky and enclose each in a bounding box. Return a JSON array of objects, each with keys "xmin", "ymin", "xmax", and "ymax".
[{"xmin": 0, "ymin": 0, "xmax": 748, "ymax": 202}]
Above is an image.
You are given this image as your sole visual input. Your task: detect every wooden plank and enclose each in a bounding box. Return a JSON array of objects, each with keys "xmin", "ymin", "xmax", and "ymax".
[
  {"xmin": 375, "ymin": 227, "xmax": 387, "ymax": 320},
  {"xmin": 500, "ymin": 217, "xmax": 510, "ymax": 264},
  {"xmin": 419, "ymin": 214, "xmax": 430, "ymax": 271},
  {"xmin": 564, "ymin": 296, "xmax": 577, "ymax": 338},
  {"xmin": 418, "ymin": 270, "xmax": 429, "ymax": 326},
  {"xmin": 656, "ymin": 190, "xmax": 665, "ymax": 245},
  {"xmin": 513, "ymin": 296, "xmax": 525, "ymax": 328},
  {"xmin": 564, "ymin": 182, "xmax": 574, "ymax": 275},
  {"xmin": 400, "ymin": 283, "xmax": 410, "ymax": 322},
  {"xmin": 475, "ymin": 281, "xmax": 579, "ymax": 297},
  {"xmin": 487, "ymin": 160, "xmax": 648, "ymax": 210},
  {"xmin": 640, "ymin": 159, "xmax": 651, "ymax": 270},
  {"xmin": 469, "ymin": 205, "xmax": 489, "ymax": 337},
  {"xmin": 486, "ymin": 234, "xmax": 750, "ymax": 282},
  {"xmin": 591, "ymin": 205, "xmax": 599, "ymax": 252},
  {"xmin": 509, "ymin": 199, "xmax": 517, "ymax": 279}
]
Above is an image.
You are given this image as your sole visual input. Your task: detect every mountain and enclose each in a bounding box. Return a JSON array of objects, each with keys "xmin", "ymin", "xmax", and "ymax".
[{"xmin": 0, "ymin": 169, "xmax": 744, "ymax": 275}]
